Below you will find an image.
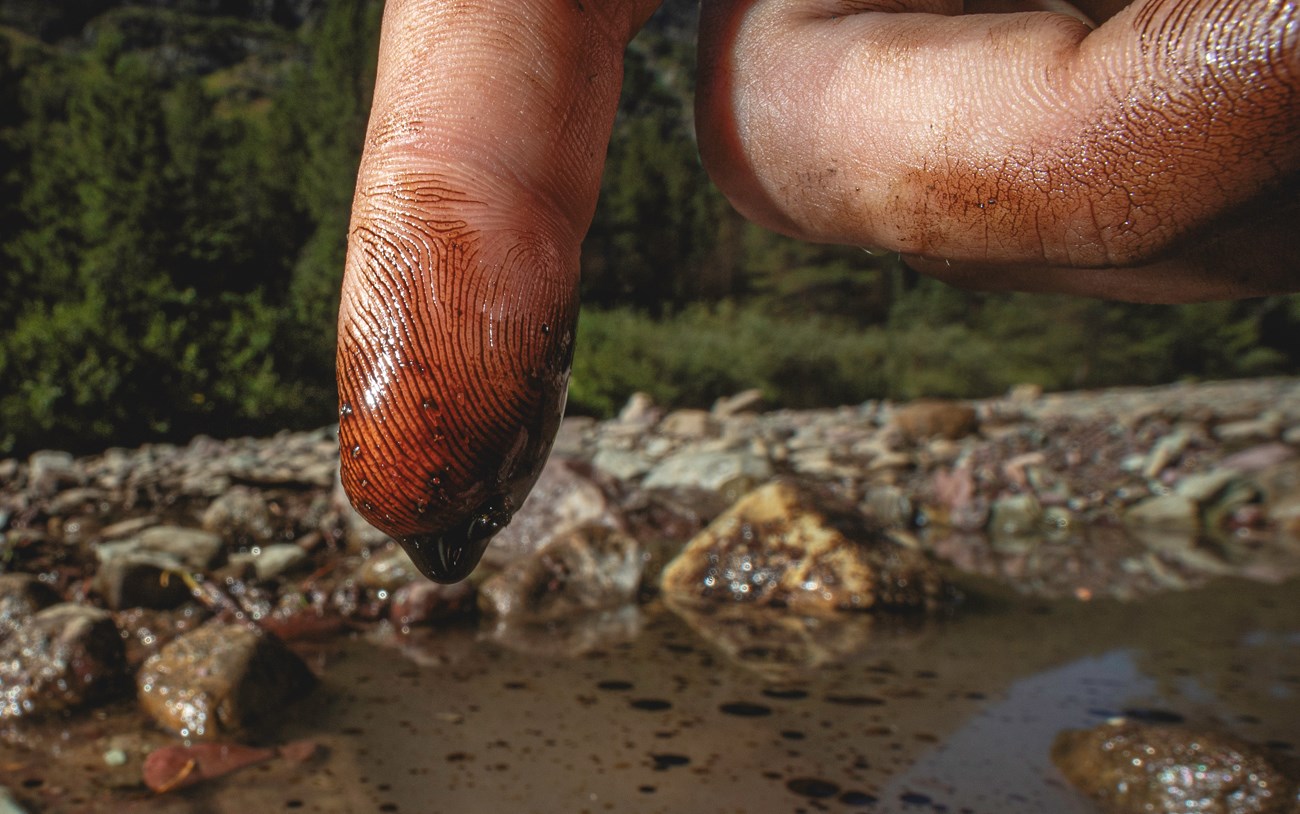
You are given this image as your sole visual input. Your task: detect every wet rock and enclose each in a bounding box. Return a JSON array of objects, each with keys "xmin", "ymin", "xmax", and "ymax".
[
  {"xmin": 478, "ymin": 524, "xmax": 644, "ymax": 621},
  {"xmin": 989, "ymin": 493, "xmax": 1043, "ymax": 539},
  {"xmin": 892, "ymin": 400, "xmax": 979, "ymax": 442},
  {"xmin": 201, "ymin": 485, "xmax": 275, "ymax": 543},
  {"xmin": 483, "ymin": 457, "xmax": 619, "ymax": 567},
  {"xmin": 94, "ymin": 551, "xmax": 195, "ymax": 610},
  {"xmin": 137, "ymin": 620, "xmax": 315, "ymax": 740},
  {"xmin": 0, "ymin": 604, "xmax": 126, "ymax": 719},
  {"xmin": 354, "ymin": 544, "xmax": 421, "ymax": 594},
  {"xmin": 1176, "ymin": 470, "xmax": 1243, "ymax": 504},
  {"xmin": 1124, "ymin": 494, "xmax": 1199, "ymax": 532},
  {"xmin": 660, "ymin": 480, "xmax": 949, "ymax": 614},
  {"xmin": 1052, "ymin": 719, "xmax": 1300, "ymax": 814},
  {"xmin": 93, "ymin": 527, "xmax": 223, "ymax": 610},
  {"xmin": 592, "ymin": 447, "xmax": 655, "ymax": 482},
  {"xmin": 114, "ymin": 525, "xmax": 225, "ymax": 571},
  {"xmin": 388, "ymin": 579, "xmax": 475, "ymax": 628},
  {"xmin": 0, "ymin": 573, "xmax": 60, "ymax": 638},
  {"xmin": 239, "ymin": 543, "xmax": 309, "ymax": 581},
  {"xmin": 642, "ymin": 449, "xmax": 772, "ymax": 494}
]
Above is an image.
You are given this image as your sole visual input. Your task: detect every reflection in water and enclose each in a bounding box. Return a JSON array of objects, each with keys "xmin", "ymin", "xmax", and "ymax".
[
  {"xmin": 4, "ymin": 578, "xmax": 1297, "ymax": 813},
  {"xmin": 881, "ymin": 651, "xmax": 1156, "ymax": 813}
]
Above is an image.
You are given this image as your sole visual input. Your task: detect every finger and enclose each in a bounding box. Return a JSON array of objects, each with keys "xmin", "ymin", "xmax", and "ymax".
[
  {"xmin": 336, "ymin": 0, "xmax": 659, "ymax": 582},
  {"xmin": 697, "ymin": 0, "xmax": 1300, "ymax": 277}
]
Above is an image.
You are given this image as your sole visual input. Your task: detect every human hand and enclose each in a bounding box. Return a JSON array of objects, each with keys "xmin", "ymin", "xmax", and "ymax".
[{"xmin": 336, "ymin": 0, "xmax": 1299, "ymax": 581}]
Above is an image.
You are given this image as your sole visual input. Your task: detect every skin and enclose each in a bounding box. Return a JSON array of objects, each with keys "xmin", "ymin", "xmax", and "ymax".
[{"xmin": 337, "ymin": 0, "xmax": 1300, "ymax": 582}]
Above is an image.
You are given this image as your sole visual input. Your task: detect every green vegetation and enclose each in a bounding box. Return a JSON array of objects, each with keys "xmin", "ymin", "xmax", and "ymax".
[{"xmin": 0, "ymin": 0, "xmax": 1297, "ymax": 455}]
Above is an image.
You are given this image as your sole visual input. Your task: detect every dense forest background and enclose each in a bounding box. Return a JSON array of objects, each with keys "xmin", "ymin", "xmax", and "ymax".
[{"xmin": 1, "ymin": 0, "xmax": 1297, "ymax": 455}]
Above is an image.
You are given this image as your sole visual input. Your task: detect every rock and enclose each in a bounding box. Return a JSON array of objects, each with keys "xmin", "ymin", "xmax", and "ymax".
[
  {"xmin": 202, "ymin": 486, "xmax": 275, "ymax": 543},
  {"xmin": 98, "ymin": 515, "xmax": 159, "ymax": 540},
  {"xmin": 137, "ymin": 621, "xmax": 315, "ymax": 740},
  {"xmin": 1214, "ymin": 413, "xmax": 1283, "ymax": 443},
  {"xmin": 659, "ymin": 409, "xmax": 720, "ymax": 440},
  {"xmin": 356, "ymin": 543, "xmax": 424, "ymax": 591},
  {"xmin": 27, "ymin": 450, "xmax": 79, "ymax": 496},
  {"xmin": 478, "ymin": 524, "xmax": 644, "ymax": 621},
  {"xmin": 642, "ymin": 449, "xmax": 773, "ymax": 494},
  {"xmin": 0, "ymin": 785, "xmax": 27, "ymax": 814},
  {"xmin": 46, "ymin": 486, "xmax": 105, "ymax": 516},
  {"xmin": 96, "ymin": 525, "xmax": 224, "ymax": 572},
  {"xmin": 861, "ymin": 485, "xmax": 913, "ymax": 528},
  {"xmin": 483, "ymin": 457, "xmax": 619, "ymax": 567},
  {"xmin": 712, "ymin": 388, "xmax": 766, "ymax": 417},
  {"xmin": 660, "ymin": 480, "xmax": 949, "ymax": 614},
  {"xmin": 94, "ymin": 551, "xmax": 195, "ymax": 610},
  {"xmin": 1006, "ymin": 383, "xmax": 1043, "ymax": 402},
  {"xmin": 0, "ymin": 573, "xmax": 60, "ymax": 639},
  {"xmin": 1175, "ymin": 470, "xmax": 1242, "ymax": 504},
  {"xmin": 1143, "ymin": 429, "xmax": 1190, "ymax": 478},
  {"xmin": 617, "ymin": 391, "xmax": 660, "ymax": 426},
  {"xmin": 1052, "ymin": 720, "xmax": 1299, "ymax": 814},
  {"xmin": 331, "ymin": 467, "xmax": 390, "ymax": 550},
  {"xmin": 1124, "ymin": 494, "xmax": 1199, "ymax": 532},
  {"xmin": 989, "ymin": 493, "xmax": 1043, "ymax": 539},
  {"xmin": 246, "ymin": 544, "xmax": 308, "ymax": 580},
  {"xmin": 1217, "ymin": 443, "xmax": 1295, "ymax": 474},
  {"xmin": 388, "ymin": 580, "xmax": 475, "ymax": 628},
  {"xmin": 552, "ymin": 416, "xmax": 596, "ymax": 457},
  {"xmin": 892, "ymin": 400, "xmax": 979, "ymax": 442},
  {"xmin": 591, "ymin": 447, "xmax": 655, "ymax": 482},
  {"xmin": 0, "ymin": 604, "xmax": 126, "ymax": 719},
  {"xmin": 93, "ymin": 526, "xmax": 225, "ymax": 610}
]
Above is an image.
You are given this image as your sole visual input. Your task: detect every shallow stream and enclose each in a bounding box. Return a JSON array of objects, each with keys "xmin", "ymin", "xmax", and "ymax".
[{"xmin": 6, "ymin": 573, "xmax": 1298, "ymax": 813}]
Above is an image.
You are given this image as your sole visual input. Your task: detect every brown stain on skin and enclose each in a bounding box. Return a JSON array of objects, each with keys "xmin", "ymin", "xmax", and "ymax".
[{"xmin": 337, "ymin": 172, "xmax": 576, "ymax": 583}]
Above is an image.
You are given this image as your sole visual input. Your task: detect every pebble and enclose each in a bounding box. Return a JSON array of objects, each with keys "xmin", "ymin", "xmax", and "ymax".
[
  {"xmin": 0, "ymin": 604, "xmax": 126, "ymax": 719},
  {"xmin": 136, "ymin": 620, "xmax": 315, "ymax": 740}
]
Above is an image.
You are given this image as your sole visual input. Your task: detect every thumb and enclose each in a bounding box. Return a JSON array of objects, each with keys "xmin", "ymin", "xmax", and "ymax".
[{"xmin": 336, "ymin": 0, "xmax": 660, "ymax": 582}]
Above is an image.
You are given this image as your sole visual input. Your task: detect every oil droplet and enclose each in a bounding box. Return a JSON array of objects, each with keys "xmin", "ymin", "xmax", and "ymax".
[
  {"xmin": 650, "ymin": 754, "xmax": 690, "ymax": 771},
  {"xmin": 540, "ymin": 323, "xmax": 550, "ymax": 335},
  {"xmin": 630, "ymin": 698, "xmax": 672, "ymax": 712},
  {"xmin": 719, "ymin": 701, "xmax": 771, "ymax": 717},
  {"xmin": 398, "ymin": 495, "xmax": 512, "ymax": 583},
  {"xmin": 787, "ymin": 778, "xmax": 840, "ymax": 799},
  {"xmin": 350, "ymin": 444, "xmax": 362, "ymax": 458},
  {"xmin": 339, "ymin": 403, "xmax": 354, "ymax": 417}
]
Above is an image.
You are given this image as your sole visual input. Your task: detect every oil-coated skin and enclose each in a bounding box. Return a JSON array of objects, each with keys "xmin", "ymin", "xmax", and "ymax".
[{"xmin": 338, "ymin": 0, "xmax": 1299, "ymax": 582}]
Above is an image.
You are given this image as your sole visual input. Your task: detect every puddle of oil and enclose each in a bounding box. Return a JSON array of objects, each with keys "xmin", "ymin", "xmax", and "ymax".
[{"xmin": 4, "ymin": 576, "xmax": 1298, "ymax": 814}]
